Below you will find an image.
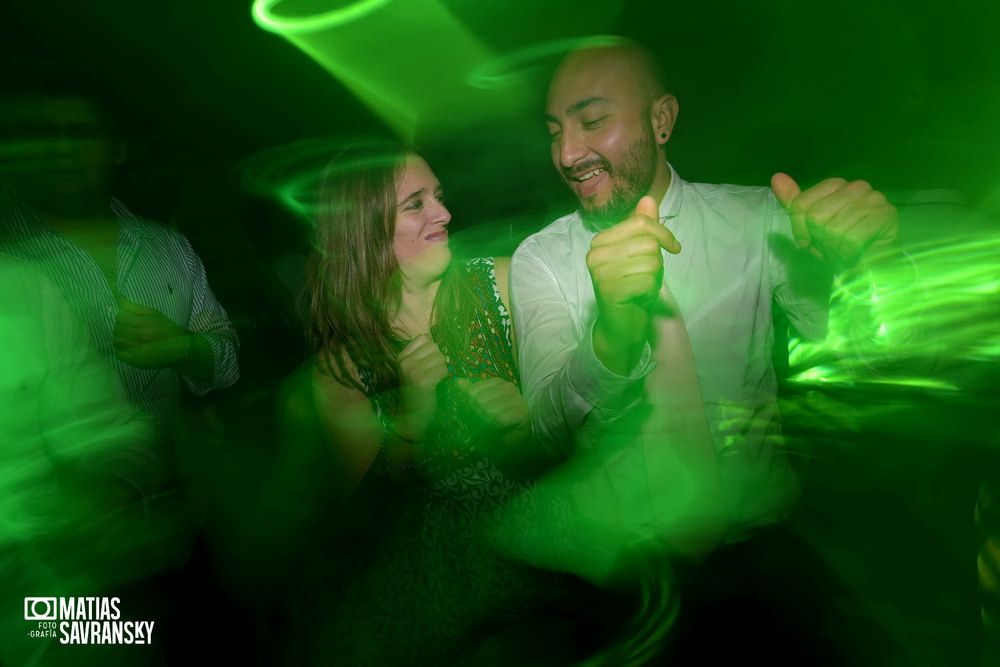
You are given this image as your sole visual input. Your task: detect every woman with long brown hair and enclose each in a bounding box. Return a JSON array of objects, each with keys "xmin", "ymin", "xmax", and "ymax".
[
  {"xmin": 304, "ymin": 148, "xmax": 537, "ymax": 490},
  {"xmin": 288, "ymin": 146, "xmax": 571, "ymax": 665}
]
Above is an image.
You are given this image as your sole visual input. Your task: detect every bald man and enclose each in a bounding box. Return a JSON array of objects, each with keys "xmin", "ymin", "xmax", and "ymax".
[{"xmin": 511, "ymin": 38, "xmax": 899, "ymax": 541}]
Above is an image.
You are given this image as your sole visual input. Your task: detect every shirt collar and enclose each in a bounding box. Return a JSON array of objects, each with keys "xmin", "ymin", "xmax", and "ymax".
[
  {"xmin": 110, "ymin": 198, "xmax": 152, "ymax": 240},
  {"xmin": 576, "ymin": 161, "xmax": 687, "ymax": 234},
  {"xmin": 657, "ymin": 162, "xmax": 685, "ymax": 223}
]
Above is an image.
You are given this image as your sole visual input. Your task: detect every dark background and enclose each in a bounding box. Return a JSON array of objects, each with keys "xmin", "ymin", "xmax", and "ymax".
[
  {"xmin": 1, "ymin": 1, "xmax": 997, "ymax": 664},
  {"xmin": 4, "ymin": 0, "xmax": 999, "ymax": 219},
  {"xmin": 4, "ymin": 0, "xmax": 996, "ymax": 310}
]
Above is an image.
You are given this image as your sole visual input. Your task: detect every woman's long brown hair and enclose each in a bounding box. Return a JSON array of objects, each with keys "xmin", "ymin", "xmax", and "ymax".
[{"xmin": 302, "ymin": 145, "xmax": 479, "ymax": 396}]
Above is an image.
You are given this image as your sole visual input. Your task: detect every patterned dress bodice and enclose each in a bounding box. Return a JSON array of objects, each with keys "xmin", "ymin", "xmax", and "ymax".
[
  {"xmin": 358, "ymin": 257, "xmax": 526, "ymax": 496},
  {"xmin": 317, "ymin": 258, "xmax": 567, "ymax": 666}
]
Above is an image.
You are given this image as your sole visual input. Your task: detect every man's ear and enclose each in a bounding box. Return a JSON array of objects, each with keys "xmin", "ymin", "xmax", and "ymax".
[
  {"xmin": 113, "ymin": 139, "xmax": 128, "ymax": 166},
  {"xmin": 651, "ymin": 94, "xmax": 679, "ymax": 145}
]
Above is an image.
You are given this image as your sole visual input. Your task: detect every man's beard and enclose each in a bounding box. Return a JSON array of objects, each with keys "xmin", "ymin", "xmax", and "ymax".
[{"xmin": 576, "ymin": 134, "xmax": 658, "ymax": 229}]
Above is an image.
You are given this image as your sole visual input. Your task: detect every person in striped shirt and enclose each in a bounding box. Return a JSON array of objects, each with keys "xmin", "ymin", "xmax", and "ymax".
[
  {"xmin": 0, "ymin": 79, "xmax": 240, "ymax": 651},
  {"xmin": 0, "ymin": 74, "xmax": 239, "ymax": 438}
]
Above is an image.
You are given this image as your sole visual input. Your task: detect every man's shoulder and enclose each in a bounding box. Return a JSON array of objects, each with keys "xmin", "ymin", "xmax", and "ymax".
[
  {"xmin": 686, "ymin": 180, "xmax": 777, "ymax": 208},
  {"xmin": 111, "ymin": 200, "xmax": 180, "ymax": 239},
  {"xmin": 126, "ymin": 215, "xmax": 179, "ymax": 238},
  {"xmin": 513, "ymin": 210, "xmax": 586, "ymax": 260},
  {"xmin": 681, "ymin": 180, "xmax": 785, "ymax": 235},
  {"xmin": 126, "ymin": 217, "xmax": 160, "ymax": 237},
  {"xmin": 122, "ymin": 214, "xmax": 196, "ymax": 254}
]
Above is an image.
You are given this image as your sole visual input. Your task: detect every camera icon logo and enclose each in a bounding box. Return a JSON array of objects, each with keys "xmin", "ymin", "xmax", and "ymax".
[{"xmin": 24, "ymin": 598, "xmax": 57, "ymax": 621}]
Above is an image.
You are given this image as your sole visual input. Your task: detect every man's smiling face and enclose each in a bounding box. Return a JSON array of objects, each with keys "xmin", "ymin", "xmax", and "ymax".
[{"xmin": 546, "ymin": 46, "xmax": 664, "ymax": 229}]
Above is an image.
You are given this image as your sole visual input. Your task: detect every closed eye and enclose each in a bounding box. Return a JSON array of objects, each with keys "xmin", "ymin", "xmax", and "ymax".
[
  {"xmin": 583, "ymin": 116, "xmax": 608, "ymax": 130},
  {"xmin": 546, "ymin": 121, "xmax": 561, "ymax": 142}
]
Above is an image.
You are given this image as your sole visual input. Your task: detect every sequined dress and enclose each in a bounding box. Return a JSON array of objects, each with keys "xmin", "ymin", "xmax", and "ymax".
[{"xmin": 312, "ymin": 258, "xmax": 568, "ymax": 666}]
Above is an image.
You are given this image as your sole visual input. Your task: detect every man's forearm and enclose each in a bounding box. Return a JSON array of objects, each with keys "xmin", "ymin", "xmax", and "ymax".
[{"xmin": 593, "ymin": 302, "xmax": 651, "ymax": 376}]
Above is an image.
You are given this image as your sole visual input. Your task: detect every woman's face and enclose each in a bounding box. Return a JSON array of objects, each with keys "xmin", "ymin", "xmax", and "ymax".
[{"xmin": 393, "ymin": 154, "xmax": 451, "ymax": 278}]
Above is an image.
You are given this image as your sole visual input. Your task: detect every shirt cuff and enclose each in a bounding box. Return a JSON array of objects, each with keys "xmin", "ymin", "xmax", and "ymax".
[
  {"xmin": 567, "ymin": 320, "xmax": 655, "ymax": 417},
  {"xmin": 180, "ymin": 332, "xmax": 238, "ymax": 396}
]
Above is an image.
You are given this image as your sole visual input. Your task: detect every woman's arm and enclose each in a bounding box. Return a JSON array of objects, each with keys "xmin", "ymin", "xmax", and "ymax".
[
  {"xmin": 247, "ymin": 362, "xmax": 422, "ymax": 566},
  {"xmin": 309, "ymin": 365, "xmax": 388, "ymax": 496},
  {"xmin": 309, "ymin": 336, "xmax": 448, "ymax": 497}
]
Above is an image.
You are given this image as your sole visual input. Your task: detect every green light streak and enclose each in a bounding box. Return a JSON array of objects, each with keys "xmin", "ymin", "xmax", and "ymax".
[
  {"xmin": 252, "ymin": 0, "xmax": 395, "ymax": 34},
  {"xmin": 467, "ymin": 35, "xmax": 623, "ymax": 89},
  {"xmin": 250, "ymin": 0, "xmax": 497, "ymax": 139},
  {"xmin": 239, "ymin": 135, "xmax": 403, "ymax": 221},
  {"xmin": 787, "ymin": 234, "xmax": 1000, "ymax": 390}
]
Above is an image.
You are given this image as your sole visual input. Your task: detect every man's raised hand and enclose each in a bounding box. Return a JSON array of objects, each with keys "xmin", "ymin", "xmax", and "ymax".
[
  {"xmin": 587, "ymin": 195, "xmax": 679, "ymax": 310},
  {"xmin": 587, "ymin": 195, "xmax": 680, "ymax": 375},
  {"xmin": 771, "ymin": 173, "xmax": 899, "ymax": 271}
]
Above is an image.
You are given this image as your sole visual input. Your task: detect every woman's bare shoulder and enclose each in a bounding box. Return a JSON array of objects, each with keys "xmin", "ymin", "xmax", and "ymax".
[{"xmin": 491, "ymin": 256, "xmax": 512, "ymax": 312}]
